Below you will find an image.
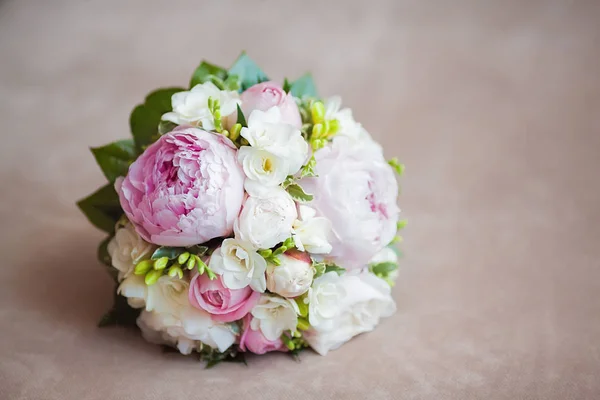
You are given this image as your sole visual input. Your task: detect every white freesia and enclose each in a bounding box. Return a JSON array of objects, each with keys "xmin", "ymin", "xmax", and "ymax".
[
  {"xmin": 235, "ymin": 182, "xmax": 297, "ymax": 250},
  {"xmin": 118, "ymin": 275, "xmax": 188, "ymax": 313},
  {"xmin": 209, "ymin": 238, "xmax": 267, "ymax": 292},
  {"xmin": 137, "ymin": 305, "xmax": 236, "ymax": 354},
  {"xmin": 266, "ymin": 252, "xmax": 314, "ymax": 298},
  {"xmin": 237, "ymin": 147, "xmax": 289, "ymax": 186},
  {"xmin": 324, "ymin": 96, "xmax": 372, "ymax": 142},
  {"xmin": 161, "ymin": 82, "xmax": 240, "ymax": 131},
  {"xmin": 250, "ymin": 295, "xmax": 299, "ymax": 341},
  {"xmin": 240, "ymin": 107, "xmax": 309, "ymax": 176},
  {"xmin": 292, "ymin": 205, "xmax": 332, "ymax": 254},
  {"xmin": 107, "ymin": 223, "xmax": 155, "ymax": 281},
  {"xmin": 369, "ymin": 247, "xmax": 400, "ymax": 282},
  {"xmin": 305, "ymin": 271, "xmax": 396, "ymax": 356}
]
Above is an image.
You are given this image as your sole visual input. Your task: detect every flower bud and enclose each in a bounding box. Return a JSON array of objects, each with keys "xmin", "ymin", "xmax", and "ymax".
[
  {"xmin": 177, "ymin": 252, "xmax": 190, "ymax": 265},
  {"xmin": 144, "ymin": 269, "xmax": 162, "ymax": 285},
  {"xmin": 167, "ymin": 266, "xmax": 184, "ymax": 279},
  {"xmin": 266, "ymin": 251, "xmax": 313, "ymax": 298},
  {"xmin": 153, "ymin": 257, "xmax": 169, "ymax": 270},
  {"xmin": 134, "ymin": 259, "xmax": 153, "ymax": 275}
]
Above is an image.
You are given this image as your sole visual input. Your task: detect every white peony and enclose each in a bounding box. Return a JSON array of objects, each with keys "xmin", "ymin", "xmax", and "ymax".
[
  {"xmin": 118, "ymin": 275, "xmax": 188, "ymax": 313},
  {"xmin": 305, "ymin": 271, "xmax": 396, "ymax": 356},
  {"xmin": 266, "ymin": 252, "xmax": 314, "ymax": 298},
  {"xmin": 209, "ymin": 238, "xmax": 267, "ymax": 292},
  {"xmin": 234, "ymin": 182, "xmax": 297, "ymax": 250},
  {"xmin": 250, "ymin": 295, "xmax": 299, "ymax": 341},
  {"xmin": 292, "ymin": 205, "xmax": 332, "ymax": 254},
  {"xmin": 107, "ymin": 223, "xmax": 155, "ymax": 281},
  {"xmin": 240, "ymin": 107, "xmax": 309, "ymax": 177},
  {"xmin": 161, "ymin": 82, "xmax": 240, "ymax": 131},
  {"xmin": 137, "ymin": 305, "xmax": 237, "ymax": 354}
]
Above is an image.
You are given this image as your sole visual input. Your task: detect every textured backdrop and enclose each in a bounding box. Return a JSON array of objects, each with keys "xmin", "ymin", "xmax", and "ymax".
[{"xmin": 1, "ymin": 0, "xmax": 599, "ymax": 399}]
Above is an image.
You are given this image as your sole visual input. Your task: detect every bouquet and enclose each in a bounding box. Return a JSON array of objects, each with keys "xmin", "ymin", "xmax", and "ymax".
[{"xmin": 78, "ymin": 52, "xmax": 405, "ymax": 365}]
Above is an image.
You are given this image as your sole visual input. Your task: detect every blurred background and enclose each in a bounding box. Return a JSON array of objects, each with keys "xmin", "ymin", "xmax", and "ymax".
[{"xmin": 1, "ymin": 0, "xmax": 599, "ymax": 399}]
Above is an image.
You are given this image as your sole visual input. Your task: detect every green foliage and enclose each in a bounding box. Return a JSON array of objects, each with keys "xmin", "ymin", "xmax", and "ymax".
[
  {"xmin": 77, "ymin": 184, "xmax": 122, "ymax": 234},
  {"xmin": 90, "ymin": 139, "xmax": 136, "ymax": 183},
  {"xmin": 151, "ymin": 246, "xmax": 185, "ymax": 260},
  {"xmin": 370, "ymin": 262, "xmax": 397, "ymax": 276},
  {"xmin": 388, "ymin": 158, "xmax": 405, "ymax": 175},
  {"xmin": 313, "ymin": 261, "xmax": 345, "ymax": 278},
  {"xmin": 324, "ymin": 264, "xmax": 345, "ymax": 275},
  {"xmin": 282, "ymin": 77, "xmax": 292, "ymax": 93},
  {"xmin": 189, "ymin": 61, "xmax": 228, "ymax": 88},
  {"xmin": 197, "ymin": 344, "xmax": 247, "ymax": 368},
  {"xmin": 158, "ymin": 120, "xmax": 178, "ymax": 135},
  {"xmin": 236, "ymin": 104, "xmax": 247, "ymax": 127},
  {"xmin": 129, "ymin": 87, "xmax": 184, "ymax": 152},
  {"xmin": 228, "ymin": 52, "xmax": 269, "ymax": 91},
  {"xmin": 98, "ymin": 289, "xmax": 141, "ymax": 328},
  {"xmin": 285, "ymin": 183, "xmax": 314, "ymax": 202},
  {"xmin": 97, "ymin": 235, "xmax": 118, "ymax": 282},
  {"xmin": 299, "ymin": 155, "xmax": 317, "ymax": 178},
  {"xmin": 288, "ymin": 73, "xmax": 318, "ymax": 98}
]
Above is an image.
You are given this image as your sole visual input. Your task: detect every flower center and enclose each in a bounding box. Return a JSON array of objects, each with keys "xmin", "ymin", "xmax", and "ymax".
[{"xmin": 262, "ymin": 157, "xmax": 273, "ymax": 173}]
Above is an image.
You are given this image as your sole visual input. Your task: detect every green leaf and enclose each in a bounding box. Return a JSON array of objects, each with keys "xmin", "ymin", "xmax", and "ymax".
[
  {"xmin": 289, "ymin": 73, "xmax": 318, "ymax": 98},
  {"xmin": 388, "ymin": 243, "xmax": 404, "ymax": 259},
  {"xmin": 188, "ymin": 245, "xmax": 209, "ymax": 256},
  {"xmin": 158, "ymin": 120, "xmax": 178, "ymax": 135},
  {"xmin": 130, "ymin": 87, "xmax": 184, "ymax": 152},
  {"xmin": 236, "ymin": 104, "xmax": 247, "ymax": 127},
  {"xmin": 151, "ymin": 246, "xmax": 185, "ymax": 260},
  {"xmin": 371, "ymin": 262, "xmax": 398, "ymax": 275},
  {"xmin": 228, "ymin": 52, "xmax": 269, "ymax": 91},
  {"xmin": 90, "ymin": 139, "xmax": 136, "ymax": 183},
  {"xmin": 283, "ymin": 78, "xmax": 292, "ymax": 93},
  {"xmin": 324, "ymin": 264, "xmax": 345, "ymax": 275},
  {"xmin": 77, "ymin": 184, "xmax": 122, "ymax": 234},
  {"xmin": 190, "ymin": 61, "xmax": 228, "ymax": 88},
  {"xmin": 98, "ymin": 288, "xmax": 141, "ymax": 328},
  {"xmin": 285, "ymin": 183, "xmax": 314, "ymax": 202},
  {"xmin": 98, "ymin": 235, "xmax": 119, "ymax": 283}
]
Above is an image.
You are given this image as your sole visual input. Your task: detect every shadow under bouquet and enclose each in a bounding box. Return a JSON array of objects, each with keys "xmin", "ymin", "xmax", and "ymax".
[{"xmin": 78, "ymin": 53, "xmax": 405, "ymax": 365}]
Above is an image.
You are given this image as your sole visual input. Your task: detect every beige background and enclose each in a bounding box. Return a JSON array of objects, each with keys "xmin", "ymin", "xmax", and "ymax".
[{"xmin": 1, "ymin": 0, "xmax": 600, "ymax": 399}]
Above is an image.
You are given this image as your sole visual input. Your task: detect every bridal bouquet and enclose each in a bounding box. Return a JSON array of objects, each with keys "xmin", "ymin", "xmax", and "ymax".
[{"xmin": 78, "ymin": 53, "xmax": 405, "ymax": 365}]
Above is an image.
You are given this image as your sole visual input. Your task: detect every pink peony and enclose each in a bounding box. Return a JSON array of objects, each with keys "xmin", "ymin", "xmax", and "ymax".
[
  {"xmin": 300, "ymin": 136, "xmax": 399, "ymax": 269},
  {"xmin": 116, "ymin": 126, "xmax": 245, "ymax": 246},
  {"xmin": 189, "ymin": 273, "xmax": 259, "ymax": 323},
  {"xmin": 240, "ymin": 81, "xmax": 302, "ymax": 128},
  {"xmin": 239, "ymin": 316, "xmax": 287, "ymax": 354}
]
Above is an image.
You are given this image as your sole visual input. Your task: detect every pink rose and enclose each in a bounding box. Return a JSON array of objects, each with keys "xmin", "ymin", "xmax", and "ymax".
[
  {"xmin": 240, "ymin": 81, "xmax": 302, "ymax": 128},
  {"xmin": 116, "ymin": 126, "xmax": 245, "ymax": 246},
  {"xmin": 189, "ymin": 273, "xmax": 259, "ymax": 322},
  {"xmin": 239, "ymin": 316, "xmax": 287, "ymax": 354},
  {"xmin": 300, "ymin": 136, "xmax": 399, "ymax": 269}
]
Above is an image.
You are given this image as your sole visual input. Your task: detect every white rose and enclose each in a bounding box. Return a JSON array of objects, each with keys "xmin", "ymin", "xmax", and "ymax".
[
  {"xmin": 250, "ymin": 295, "xmax": 299, "ymax": 341},
  {"xmin": 161, "ymin": 82, "xmax": 240, "ymax": 131},
  {"xmin": 266, "ymin": 252, "xmax": 314, "ymax": 298},
  {"xmin": 240, "ymin": 107, "xmax": 309, "ymax": 176},
  {"xmin": 209, "ymin": 238, "xmax": 267, "ymax": 292},
  {"xmin": 292, "ymin": 205, "xmax": 332, "ymax": 254},
  {"xmin": 107, "ymin": 223, "xmax": 155, "ymax": 281},
  {"xmin": 137, "ymin": 306, "xmax": 236, "ymax": 355},
  {"xmin": 234, "ymin": 182, "xmax": 297, "ymax": 250},
  {"xmin": 237, "ymin": 147, "xmax": 289, "ymax": 186},
  {"xmin": 307, "ymin": 272, "xmax": 345, "ymax": 331},
  {"xmin": 305, "ymin": 271, "xmax": 396, "ymax": 356}
]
